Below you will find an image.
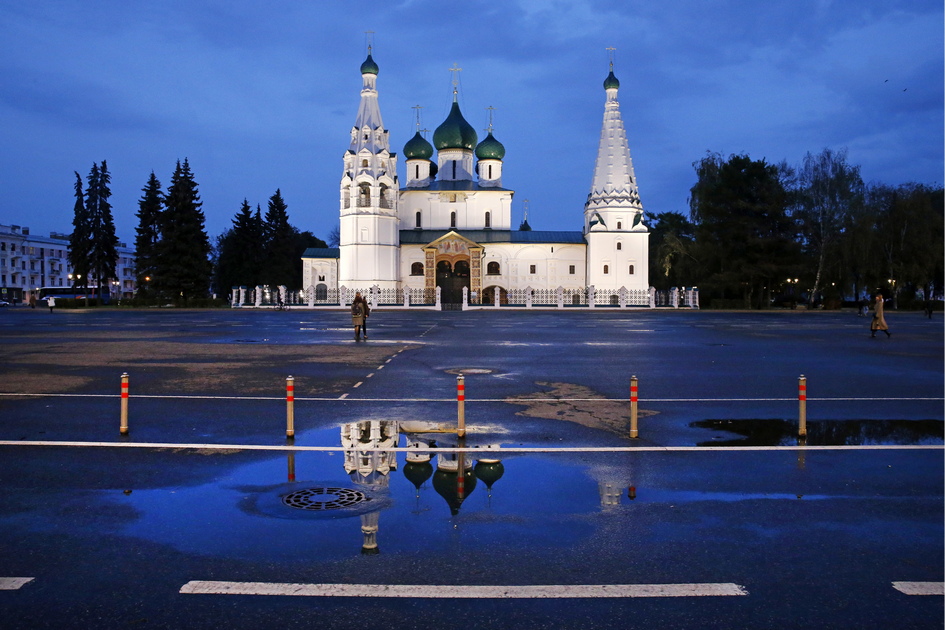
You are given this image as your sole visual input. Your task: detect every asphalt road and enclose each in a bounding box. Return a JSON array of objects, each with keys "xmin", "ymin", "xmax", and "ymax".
[{"xmin": 0, "ymin": 307, "xmax": 942, "ymax": 629}]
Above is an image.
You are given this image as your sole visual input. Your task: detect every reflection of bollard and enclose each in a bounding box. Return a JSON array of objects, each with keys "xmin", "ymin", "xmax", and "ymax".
[
  {"xmin": 286, "ymin": 376, "xmax": 295, "ymax": 438},
  {"xmin": 120, "ymin": 373, "xmax": 129, "ymax": 435},
  {"xmin": 629, "ymin": 375, "xmax": 639, "ymax": 438},
  {"xmin": 457, "ymin": 375, "xmax": 466, "ymax": 438},
  {"xmin": 798, "ymin": 375, "xmax": 807, "ymax": 438},
  {"xmin": 287, "ymin": 438, "xmax": 296, "ymax": 482}
]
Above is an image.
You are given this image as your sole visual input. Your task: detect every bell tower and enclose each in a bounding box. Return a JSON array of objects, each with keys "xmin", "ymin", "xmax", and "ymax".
[{"xmin": 338, "ymin": 42, "xmax": 400, "ymax": 291}]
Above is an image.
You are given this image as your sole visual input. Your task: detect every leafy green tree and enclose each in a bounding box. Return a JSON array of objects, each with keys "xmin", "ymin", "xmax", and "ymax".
[
  {"xmin": 647, "ymin": 211, "xmax": 696, "ymax": 290},
  {"xmin": 154, "ymin": 159, "xmax": 212, "ymax": 303},
  {"xmin": 68, "ymin": 171, "xmax": 91, "ymax": 293},
  {"xmin": 134, "ymin": 172, "xmax": 163, "ymax": 295},
  {"xmin": 690, "ymin": 152, "xmax": 801, "ymax": 308},
  {"xmin": 793, "ymin": 148, "xmax": 864, "ymax": 306},
  {"xmin": 87, "ymin": 160, "xmax": 119, "ymax": 300}
]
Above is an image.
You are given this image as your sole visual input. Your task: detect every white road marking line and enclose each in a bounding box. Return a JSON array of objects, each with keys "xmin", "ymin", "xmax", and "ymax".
[
  {"xmin": 338, "ymin": 394, "xmax": 349, "ymax": 400},
  {"xmin": 0, "ymin": 578, "xmax": 34, "ymax": 590},
  {"xmin": 0, "ymin": 441, "xmax": 940, "ymax": 454},
  {"xmin": 352, "ymin": 382, "xmax": 362, "ymax": 388},
  {"xmin": 180, "ymin": 581, "xmax": 748, "ymax": 598},
  {"xmin": 892, "ymin": 581, "xmax": 944, "ymax": 596}
]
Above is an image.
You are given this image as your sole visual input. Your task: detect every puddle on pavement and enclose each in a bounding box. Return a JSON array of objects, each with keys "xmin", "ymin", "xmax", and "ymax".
[{"xmin": 692, "ymin": 418, "xmax": 944, "ymax": 446}]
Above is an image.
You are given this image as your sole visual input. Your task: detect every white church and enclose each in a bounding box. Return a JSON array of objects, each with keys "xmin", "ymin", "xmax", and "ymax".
[{"xmin": 299, "ymin": 48, "xmax": 673, "ymax": 309}]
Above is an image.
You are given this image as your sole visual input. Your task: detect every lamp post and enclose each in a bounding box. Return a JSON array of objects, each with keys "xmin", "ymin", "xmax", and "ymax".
[
  {"xmin": 888, "ymin": 278, "xmax": 897, "ymax": 309},
  {"xmin": 786, "ymin": 278, "xmax": 799, "ymax": 309}
]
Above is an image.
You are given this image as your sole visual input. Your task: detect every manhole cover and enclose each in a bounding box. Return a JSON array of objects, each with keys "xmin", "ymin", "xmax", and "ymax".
[{"xmin": 281, "ymin": 487, "xmax": 371, "ymax": 511}]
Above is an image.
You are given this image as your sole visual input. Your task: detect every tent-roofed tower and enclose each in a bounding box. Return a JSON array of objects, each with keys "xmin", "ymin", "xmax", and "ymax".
[
  {"xmin": 584, "ymin": 51, "xmax": 648, "ymax": 292},
  {"xmin": 339, "ymin": 44, "xmax": 400, "ymax": 291}
]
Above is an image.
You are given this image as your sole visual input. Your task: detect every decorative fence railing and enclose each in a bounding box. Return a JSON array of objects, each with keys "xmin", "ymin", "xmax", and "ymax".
[{"xmin": 230, "ymin": 285, "xmax": 698, "ymax": 309}]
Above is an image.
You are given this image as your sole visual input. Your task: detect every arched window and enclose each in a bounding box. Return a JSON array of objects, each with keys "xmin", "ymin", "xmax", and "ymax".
[
  {"xmin": 452, "ymin": 161, "xmax": 457, "ymax": 179},
  {"xmin": 485, "ymin": 212, "xmax": 491, "ymax": 228},
  {"xmin": 414, "ymin": 165, "xmax": 420, "ymax": 179},
  {"xmin": 487, "ymin": 261, "xmax": 500, "ymax": 275},
  {"xmin": 603, "ymin": 265, "xmax": 609, "ymax": 275},
  {"xmin": 315, "ymin": 284, "xmax": 328, "ymax": 300},
  {"xmin": 488, "ymin": 164, "xmax": 493, "ymax": 179},
  {"xmin": 629, "ymin": 265, "xmax": 635, "ymax": 275},
  {"xmin": 617, "ymin": 242, "xmax": 622, "ymax": 250},
  {"xmin": 415, "ymin": 211, "xmax": 422, "ymax": 228},
  {"xmin": 617, "ymin": 221, "xmax": 623, "ymax": 230},
  {"xmin": 411, "ymin": 262, "xmax": 424, "ymax": 276},
  {"xmin": 450, "ymin": 212, "xmax": 456, "ymax": 228},
  {"xmin": 361, "ymin": 159, "xmax": 369, "ymax": 167}
]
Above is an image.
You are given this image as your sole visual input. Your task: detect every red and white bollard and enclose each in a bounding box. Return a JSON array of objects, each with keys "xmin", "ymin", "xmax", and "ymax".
[
  {"xmin": 798, "ymin": 375, "xmax": 807, "ymax": 437},
  {"xmin": 286, "ymin": 376, "xmax": 295, "ymax": 438},
  {"xmin": 119, "ymin": 373, "xmax": 130, "ymax": 435},
  {"xmin": 457, "ymin": 375, "xmax": 466, "ymax": 438},
  {"xmin": 629, "ymin": 375, "xmax": 639, "ymax": 438}
]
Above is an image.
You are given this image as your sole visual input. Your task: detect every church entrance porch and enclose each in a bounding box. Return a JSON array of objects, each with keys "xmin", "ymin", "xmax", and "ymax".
[{"xmin": 436, "ymin": 260, "xmax": 469, "ymax": 310}]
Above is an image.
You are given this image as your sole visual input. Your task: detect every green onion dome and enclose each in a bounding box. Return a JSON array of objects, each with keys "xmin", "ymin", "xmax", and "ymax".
[
  {"xmin": 403, "ymin": 131, "xmax": 434, "ymax": 160},
  {"xmin": 360, "ymin": 53, "xmax": 379, "ymax": 75},
  {"xmin": 475, "ymin": 131, "xmax": 505, "ymax": 160},
  {"xmin": 433, "ymin": 100, "xmax": 478, "ymax": 151},
  {"xmin": 603, "ymin": 69, "xmax": 620, "ymax": 90}
]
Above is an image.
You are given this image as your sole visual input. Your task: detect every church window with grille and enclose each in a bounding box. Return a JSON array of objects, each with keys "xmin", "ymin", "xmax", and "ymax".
[
  {"xmin": 617, "ymin": 242, "xmax": 622, "ymax": 250},
  {"xmin": 603, "ymin": 265, "xmax": 609, "ymax": 274},
  {"xmin": 629, "ymin": 265, "xmax": 635, "ymax": 275},
  {"xmin": 411, "ymin": 262, "xmax": 424, "ymax": 276},
  {"xmin": 487, "ymin": 261, "xmax": 500, "ymax": 275},
  {"xmin": 485, "ymin": 212, "xmax": 491, "ymax": 228},
  {"xmin": 415, "ymin": 211, "xmax": 422, "ymax": 228},
  {"xmin": 450, "ymin": 212, "xmax": 456, "ymax": 228}
]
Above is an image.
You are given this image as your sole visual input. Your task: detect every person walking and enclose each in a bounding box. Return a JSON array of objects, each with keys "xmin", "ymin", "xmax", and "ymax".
[
  {"xmin": 351, "ymin": 292, "xmax": 366, "ymax": 341},
  {"xmin": 47, "ymin": 296, "xmax": 55, "ymax": 313},
  {"xmin": 361, "ymin": 296, "xmax": 371, "ymax": 340},
  {"xmin": 870, "ymin": 292, "xmax": 891, "ymax": 338}
]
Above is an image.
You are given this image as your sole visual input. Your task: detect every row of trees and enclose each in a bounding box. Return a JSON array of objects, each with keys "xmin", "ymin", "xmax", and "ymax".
[
  {"xmin": 649, "ymin": 148, "xmax": 943, "ymax": 309},
  {"xmin": 69, "ymin": 161, "xmax": 119, "ymax": 298},
  {"xmin": 70, "ymin": 159, "xmax": 325, "ymax": 305}
]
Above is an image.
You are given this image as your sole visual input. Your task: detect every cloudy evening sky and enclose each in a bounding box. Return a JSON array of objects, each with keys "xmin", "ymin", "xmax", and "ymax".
[{"xmin": 1, "ymin": 0, "xmax": 942, "ymax": 245}]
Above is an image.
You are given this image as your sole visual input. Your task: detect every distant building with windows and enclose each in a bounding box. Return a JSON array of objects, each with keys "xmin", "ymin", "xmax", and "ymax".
[
  {"xmin": 0, "ymin": 223, "xmax": 137, "ymax": 303},
  {"xmin": 300, "ymin": 49, "xmax": 653, "ymax": 308}
]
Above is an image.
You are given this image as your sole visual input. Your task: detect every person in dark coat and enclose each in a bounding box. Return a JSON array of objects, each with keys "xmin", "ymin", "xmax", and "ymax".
[{"xmin": 351, "ymin": 292, "xmax": 366, "ymax": 341}]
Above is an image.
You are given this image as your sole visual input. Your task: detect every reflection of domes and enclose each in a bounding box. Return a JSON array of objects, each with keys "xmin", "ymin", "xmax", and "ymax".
[
  {"xmin": 475, "ymin": 132, "xmax": 505, "ymax": 160},
  {"xmin": 404, "ymin": 131, "xmax": 434, "ymax": 160},
  {"xmin": 432, "ymin": 468, "xmax": 477, "ymax": 515},
  {"xmin": 403, "ymin": 460, "xmax": 434, "ymax": 489},
  {"xmin": 434, "ymin": 100, "xmax": 478, "ymax": 150},
  {"xmin": 474, "ymin": 460, "xmax": 505, "ymax": 489}
]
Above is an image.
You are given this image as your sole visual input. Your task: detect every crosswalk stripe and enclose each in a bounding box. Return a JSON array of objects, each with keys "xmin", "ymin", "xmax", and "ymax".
[{"xmin": 180, "ymin": 581, "xmax": 748, "ymax": 598}]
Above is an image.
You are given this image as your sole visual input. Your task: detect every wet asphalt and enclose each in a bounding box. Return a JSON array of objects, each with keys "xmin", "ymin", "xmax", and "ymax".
[{"xmin": 0, "ymin": 307, "xmax": 942, "ymax": 629}]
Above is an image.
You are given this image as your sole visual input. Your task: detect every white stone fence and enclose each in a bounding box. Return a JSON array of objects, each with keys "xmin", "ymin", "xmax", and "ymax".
[{"xmin": 230, "ymin": 285, "xmax": 698, "ymax": 310}]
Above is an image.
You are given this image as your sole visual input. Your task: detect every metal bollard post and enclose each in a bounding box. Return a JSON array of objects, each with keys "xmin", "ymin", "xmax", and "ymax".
[
  {"xmin": 629, "ymin": 375, "xmax": 639, "ymax": 438},
  {"xmin": 119, "ymin": 373, "xmax": 130, "ymax": 435},
  {"xmin": 457, "ymin": 375, "xmax": 466, "ymax": 438},
  {"xmin": 286, "ymin": 376, "xmax": 295, "ymax": 438},
  {"xmin": 798, "ymin": 375, "xmax": 807, "ymax": 437}
]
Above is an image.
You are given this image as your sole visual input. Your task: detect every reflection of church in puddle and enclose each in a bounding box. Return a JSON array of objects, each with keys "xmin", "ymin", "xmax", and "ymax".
[
  {"xmin": 340, "ymin": 420, "xmax": 504, "ymax": 554},
  {"xmin": 337, "ymin": 420, "xmax": 635, "ymax": 555}
]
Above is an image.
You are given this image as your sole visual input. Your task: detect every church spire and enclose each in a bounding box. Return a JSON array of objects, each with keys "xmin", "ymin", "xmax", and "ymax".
[{"xmin": 585, "ymin": 50, "xmax": 643, "ymax": 220}]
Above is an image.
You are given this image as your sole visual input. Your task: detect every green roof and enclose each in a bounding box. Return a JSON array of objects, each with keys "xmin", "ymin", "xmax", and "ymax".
[
  {"xmin": 475, "ymin": 131, "xmax": 505, "ymax": 160},
  {"xmin": 404, "ymin": 131, "xmax": 434, "ymax": 160},
  {"xmin": 433, "ymin": 100, "xmax": 478, "ymax": 150},
  {"xmin": 360, "ymin": 53, "xmax": 379, "ymax": 75},
  {"xmin": 603, "ymin": 70, "xmax": 620, "ymax": 90}
]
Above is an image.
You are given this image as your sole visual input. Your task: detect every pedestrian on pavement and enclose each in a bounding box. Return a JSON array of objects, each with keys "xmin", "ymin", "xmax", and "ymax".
[
  {"xmin": 47, "ymin": 296, "xmax": 55, "ymax": 313},
  {"xmin": 351, "ymin": 292, "xmax": 365, "ymax": 341},
  {"xmin": 870, "ymin": 292, "xmax": 891, "ymax": 338},
  {"xmin": 361, "ymin": 296, "xmax": 371, "ymax": 340},
  {"xmin": 923, "ymin": 298, "xmax": 933, "ymax": 319},
  {"xmin": 29, "ymin": 295, "xmax": 36, "ymax": 309}
]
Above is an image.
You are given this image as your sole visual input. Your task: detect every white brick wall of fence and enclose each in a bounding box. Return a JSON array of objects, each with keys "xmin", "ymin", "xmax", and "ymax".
[{"xmin": 230, "ymin": 285, "xmax": 699, "ymax": 309}]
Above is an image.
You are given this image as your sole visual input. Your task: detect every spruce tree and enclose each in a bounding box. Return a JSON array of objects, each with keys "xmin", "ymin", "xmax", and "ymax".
[
  {"xmin": 87, "ymin": 160, "xmax": 119, "ymax": 299},
  {"xmin": 154, "ymin": 159, "xmax": 212, "ymax": 303},
  {"xmin": 68, "ymin": 171, "xmax": 91, "ymax": 293},
  {"xmin": 214, "ymin": 199, "xmax": 264, "ymax": 295},
  {"xmin": 261, "ymin": 189, "xmax": 299, "ymax": 288},
  {"xmin": 134, "ymin": 172, "xmax": 163, "ymax": 296}
]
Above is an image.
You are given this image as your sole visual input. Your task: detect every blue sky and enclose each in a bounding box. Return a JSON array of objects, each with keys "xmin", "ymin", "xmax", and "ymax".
[{"xmin": 1, "ymin": 1, "xmax": 942, "ymax": 246}]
